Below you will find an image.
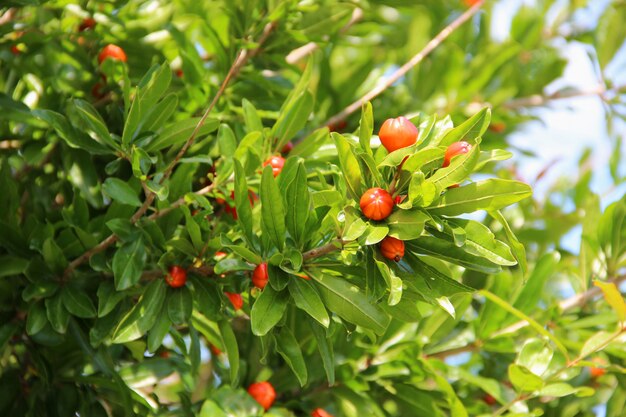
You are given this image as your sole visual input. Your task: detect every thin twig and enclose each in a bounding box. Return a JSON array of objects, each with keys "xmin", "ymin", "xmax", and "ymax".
[
  {"xmin": 321, "ymin": 0, "xmax": 484, "ymax": 129},
  {"xmin": 502, "ymin": 84, "xmax": 626, "ymax": 110},
  {"xmin": 302, "ymin": 240, "xmax": 345, "ymax": 261},
  {"xmin": 62, "ymin": 22, "xmax": 277, "ymax": 279}
]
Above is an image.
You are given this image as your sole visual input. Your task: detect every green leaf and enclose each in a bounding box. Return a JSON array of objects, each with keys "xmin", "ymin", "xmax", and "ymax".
[
  {"xmin": 62, "ymin": 286, "xmax": 96, "ymax": 318},
  {"xmin": 273, "ymin": 90, "xmax": 314, "ymax": 151},
  {"xmin": 387, "ymin": 209, "xmax": 429, "ymax": 240},
  {"xmin": 250, "ymin": 286, "xmax": 288, "ymax": 336},
  {"xmin": 284, "ymin": 161, "xmax": 310, "ymax": 248},
  {"xmin": 275, "ymin": 327, "xmax": 308, "ymax": 386},
  {"xmin": 199, "ymin": 400, "xmax": 228, "ymax": 417},
  {"xmin": 190, "ymin": 276, "xmax": 221, "ymax": 320},
  {"xmin": 513, "ymin": 252, "xmax": 558, "ymax": 313},
  {"xmin": 242, "ymin": 98, "xmax": 264, "ymax": 133},
  {"xmin": 539, "ymin": 383, "xmax": 594, "ymax": 398},
  {"xmin": 260, "ymin": 165, "xmax": 286, "ymax": 251},
  {"xmin": 233, "ymin": 160, "xmax": 255, "ymax": 244},
  {"xmin": 167, "ymin": 286, "xmax": 193, "ymax": 325},
  {"xmin": 508, "ymin": 364, "xmax": 544, "ymax": 392},
  {"xmin": 0, "ymin": 255, "xmax": 28, "ymax": 278},
  {"xmin": 448, "ymin": 219, "xmax": 517, "ymax": 265},
  {"xmin": 33, "ymin": 109, "xmax": 112, "ymax": 154},
  {"xmin": 218, "ymin": 320, "xmax": 240, "ymax": 386},
  {"xmin": 596, "ymin": 4, "xmax": 626, "ymax": 68},
  {"xmin": 489, "ymin": 210, "xmax": 528, "ymax": 276},
  {"xmin": 289, "ymin": 278, "xmax": 330, "ymax": 327},
  {"xmin": 308, "ymin": 319, "xmax": 335, "ymax": 385},
  {"xmin": 517, "ymin": 339, "xmax": 553, "ymax": 376},
  {"xmin": 112, "ymin": 238, "xmax": 147, "ymax": 290},
  {"xmin": 26, "ymin": 301, "xmax": 48, "ymax": 336},
  {"xmin": 426, "ymin": 179, "xmax": 532, "ymax": 216},
  {"xmin": 437, "ymin": 107, "xmax": 491, "ymax": 146},
  {"xmin": 358, "ymin": 102, "xmax": 374, "ymax": 155},
  {"xmin": 332, "ymin": 133, "xmax": 363, "ymax": 200},
  {"xmin": 408, "ymin": 237, "xmax": 502, "ymax": 273},
  {"xmin": 309, "ymin": 270, "xmax": 390, "ymax": 335},
  {"xmin": 374, "ymin": 256, "xmax": 403, "ymax": 306},
  {"xmin": 112, "ymin": 279, "xmax": 167, "ymax": 344},
  {"xmin": 580, "ymin": 330, "xmax": 619, "ymax": 358},
  {"xmin": 103, "ymin": 178, "xmax": 142, "ymax": 208},
  {"xmin": 291, "ymin": 127, "xmax": 330, "ymax": 159},
  {"xmin": 45, "ymin": 294, "xmax": 70, "ymax": 334},
  {"xmin": 97, "ymin": 282, "xmax": 127, "ymax": 317},
  {"xmin": 147, "ymin": 307, "xmax": 171, "ymax": 353},
  {"xmin": 426, "ymin": 139, "xmax": 480, "ymax": 190},
  {"xmin": 71, "ymin": 99, "xmax": 118, "ymax": 150},
  {"xmin": 144, "ymin": 117, "xmax": 219, "ymax": 152}
]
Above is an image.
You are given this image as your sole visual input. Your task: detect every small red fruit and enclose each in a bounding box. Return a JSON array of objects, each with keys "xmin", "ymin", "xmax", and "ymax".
[
  {"xmin": 224, "ymin": 292, "xmax": 243, "ymax": 310},
  {"xmin": 98, "ymin": 44, "xmax": 127, "ymax": 64},
  {"xmin": 378, "ymin": 117, "xmax": 419, "ymax": 153},
  {"xmin": 380, "ymin": 236, "xmax": 405, "ymax": 262},
  {"xmin": 442, "ymin": 141, "xmax": 472, "ymax": 168},
  {"xmin": 263, "ymin": 156, "xmax": 285, "ymax": 177},
  {"xmin": 10, "ymin": 45, "xmax": 20, "ymax": 55},
  {"xmin": 79, "ymin": 17, "xmax": 96, "ymax": 32},
  {"xmin": 327, "ymin": 119, "xmax": 347, "ymax": 133},
  {"xmin": 589, "ymin": 358, "xmax": 606, "ymax": 378},
  {"xmin": 483, "ymin": 394, "xmax": 496, "ymax": 405},
  {"xmin": 175, "ymin": 69, "xmax": 183, "ymax": 78},
  {"xmin": 464, "ymin": 0, "xmax": 481, "ymax": 6},
  {"xmin": 312, "ymin": 408, "xmax": 334, "ymax": 417},
  {"xmin": 252, "ymin": 263, "xmax": 269, "ymax": 289},
  {"xmin": 166, "ymin": 265, "xmax": 187, "ymax": 288},
  {"xmin": 215, "ymin": 251, "xmax": 227, "ymax": 258},
  {"xmin": 394, "ymin": 195, "xmax": 405, "ymax": 205},
  {"xmin": 210, "ymin": 345, "xmax": 222, "ymax": 355},
  {"xmin": 281, "ymin": 141, "xmax": 293, "ymax": 155},
  {"xmin": 247, "ymin": 381, "xmax": 276, "ymax": 410},
  {"xmin": 359, "ymin": 188, "xmax": 394, "ymax": 221},
  {"xmin": 489, "ymin": 122, "xmax": 506, "ymax": 133}
]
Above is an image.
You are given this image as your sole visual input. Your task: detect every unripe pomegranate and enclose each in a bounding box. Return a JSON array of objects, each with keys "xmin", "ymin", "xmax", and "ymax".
[
  {"xmin": 224, "ymin": 292, "xmax": 243, "ymax": 310},
  {"xmin": 263, "ymin": 156, "xmax": 285, "ymax": 177},
  {"xmin": 311, "ymin": 408, "xmax": 334, "ymax": 417},
  {"xmin": 442, "ymin": 141, "xmax": 472, "ymax": 167},
  {"xmin": 247, "ymin": 381, "xmax": 276, "ymax": 410},
  {"xmin": 252, "ymin": 263, "xmax": 269, "ymax": 289},
  {"xmin": 380, "ymin": 236, "xmax": 405, "ymax": 262},
  {"xmin": 378, "ymin": 117, "xmax": 419, "ymax": 153},
  {"xmin": 589, "ymin": 358, "xmax": 606, "ymax": 378},
  {"xmin": 98, "ymin": 44, "xmax": 127, "ymax": 64},
  {"xmin": 165, "ymin": 265, "xmax": 187, "ymax": 288},
  {"xmin": 359, "ymin": 188, "xmax": 394, "ymax": 221}
]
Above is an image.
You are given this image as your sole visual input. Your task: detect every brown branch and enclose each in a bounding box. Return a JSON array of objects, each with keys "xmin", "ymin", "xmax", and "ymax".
[
  {"xmin": 0, "ymin": 8, "xmax": 17, "ymax": 26},
  {"xmin": 62, "ymin": 22, "xmax": 277, "ymax": 279},
  {"xmin": 430, "ymin": 274, "xmax": 626, "ymax": 359},
  {"xmin": 501, "ymin": 84, "xmax": 626, "ymax": 110},
  {"xmin": 302, "ymin": 239, "xmax": 345, "ymax": 261},
  {"xmin": 285, "ymin": 8, "xmax": 363, "ymax": 65},
  {"xmin": 321, "ymin": 0, "xmax": 484, "ymax": 129}
]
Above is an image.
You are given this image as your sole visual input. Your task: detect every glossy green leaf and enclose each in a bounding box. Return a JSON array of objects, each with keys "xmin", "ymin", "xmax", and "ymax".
[
  {"xmin": 408, "ymin": 237, "xmax": 502, "ymax": 273},
  {"xmin": 112, "ymin": 279, "xmax": 167, "ymax": 344},
  {"xmin": 112, "ymin": 238, "xmax": 147, "ymax": 290},
  {"xmin": 275, "ymin": 327, "xmax": 308, "ymax": 386},
  {"xmin": 358, "ymin": 101, "xmax": 374, "ymax": 155},
  {"xmin": 62, "ymin": 286, "xmax": 96, "ymax": 318},
  {"xmin": 260, "ymin": 165, "xmax": 286, "ymax": 251},
  {"xmin": 387, "ymin": 209, "xmax": 429, "ymax": 240},
  {"xmin": 167, "ymin": 286, "xmax": 193, "ymax": 325},
  {"xmin": 242, "ymin": 98, "xmax": 264, "ymax": 133},
  {"xmin": 103, "ymin": 178, "xmax": 142, "ymax": 208},
  {"xmin": 437, "ymin": 107, "xmax": 491, "ymax": 146},
  {"xmin": 71, "ymin": 99, "xmax": 118, "ymax": 150},
  {"xmin": 289, "ymin": 278, "xmax": 330, "ymax": 327},
  {"xmin": 332, "ymin": 132, "xmax": 363, "ymax": 200},
  {"xmin": 218, "ymin": 320, "xmax": 240, "ymax": 386},
  {"xmin": 250, "ymin": 286, "xmax": 288, "ymax": 336},
  {"xmin": 147, "ymin": 307, "xmax": 171, "ymax": 353},
  {"xmin": 144, "ymin": 117, "xmax": 219, "ymax": 152},
  {"xmin": 26, "ymin": 301, "xmax": 48, "ymax": 335},
  {"xmin": 308, "ymin": 319, "xmax": 335, "ymax": 385},
  {"xmin": 45, "ymin": 294, "xmax": 70, "ymax": 334},
  {"xmin": 426, "ymin": 179, "xmax": 532, "ymax": 216},
  {"xmin": 309, "ymin": 269, "xmax": 390, "ymax": 335},
  {"xmin": 273, "ymin": 90, "xmax": 313, "ymax": 152},
  {"xmin": 508, "ymin": 364, "xmax": 544, "ymax": 392},
  {"xmin": 284, "ymin": 161, "xmax": 310, "ymax": 248}
]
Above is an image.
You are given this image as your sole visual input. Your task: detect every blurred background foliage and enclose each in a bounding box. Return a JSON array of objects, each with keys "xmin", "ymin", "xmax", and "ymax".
[{"xmin": 1, "ymin": 0, "xmax": 625, "ymax": 416}]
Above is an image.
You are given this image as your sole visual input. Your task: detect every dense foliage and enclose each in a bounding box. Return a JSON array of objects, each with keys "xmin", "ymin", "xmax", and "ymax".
[{"xmin": 1, "ymin": 1, "xmax": 625, "ymax": 416}]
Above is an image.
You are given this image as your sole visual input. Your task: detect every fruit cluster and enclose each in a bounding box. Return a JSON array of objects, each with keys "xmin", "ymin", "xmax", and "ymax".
[{"xmin": 358, "ymin": 117, "xmax": 473, "ymax": 262}]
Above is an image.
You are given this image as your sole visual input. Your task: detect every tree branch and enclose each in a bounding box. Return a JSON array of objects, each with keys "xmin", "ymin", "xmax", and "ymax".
[
  {"xmin": 501, "ymin": 84, "xmax": 626, "ymax": 110},
  {"xmin": 321, "ymin": 0, "xmax": 484, "ymax": 129},
  {"xmin": 302, "ymin": 240, "xmax": 345, "ymax": 261},
  {"xmin": 62, "ymin": 22, "xmax": 277, "ymax": 279}
]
